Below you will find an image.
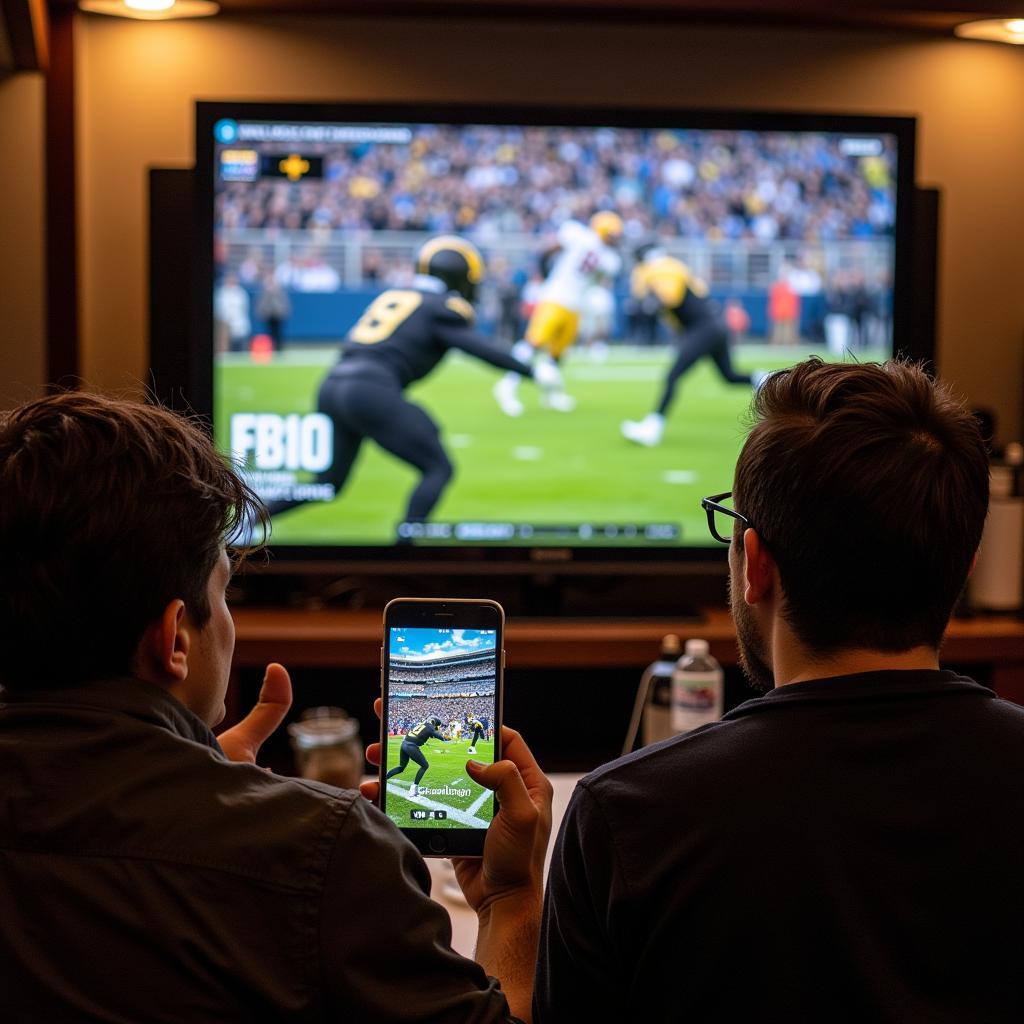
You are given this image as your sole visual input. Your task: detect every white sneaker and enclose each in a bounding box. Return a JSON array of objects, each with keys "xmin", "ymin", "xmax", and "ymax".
[
  {"xmin": 411, "ymin": 784, "xmax": 419, "ymax": 797},
  {"xmin": 621, "ymin": 414, "xmax": 664, "ymax": 447},
  {"xmin": 541, "ymin": 390, "xmax": 577, "ymax": 413},
  {"xmin": 467, "ymin": 747, "xmax": 476, "ymax": 755},
  {"xmin": 493, "ymin": 376, "xmax": 524, "ymax": 417}
]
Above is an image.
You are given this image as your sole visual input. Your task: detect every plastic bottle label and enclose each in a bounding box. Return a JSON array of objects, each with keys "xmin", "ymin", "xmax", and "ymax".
[{"xmin": 672, "ymin": 670, "xmax": 723, "ymax": 732}]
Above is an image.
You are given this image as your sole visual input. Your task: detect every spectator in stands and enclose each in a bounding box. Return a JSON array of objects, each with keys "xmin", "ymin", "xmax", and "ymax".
[
  {"xmin": 213, "ymin": 273, "xmax": 251, "ymax": 354},
  {"xmin": 0, "ymin": 392, "xmax": 550, "ymax": 1022},
  {"xmin": 534, "ymin": 358, "xmax": 1023, "ymax": 1022},
  {"xmin": 254, "ymin": 271, "xmax": 292, "ymax": 353}
]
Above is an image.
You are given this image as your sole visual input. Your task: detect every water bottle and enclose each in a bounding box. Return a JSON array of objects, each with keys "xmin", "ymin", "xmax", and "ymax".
[
  {"xmin": 622, "ymin": 634, "xmax": 681, "ymax": 754},
  {"xmin": 969, "ymin": 443, "xmax": 1023, "ymax": 612},
  {"xmin": 672, "ymin": 639, "xmax": 724, "ymax": 733}
]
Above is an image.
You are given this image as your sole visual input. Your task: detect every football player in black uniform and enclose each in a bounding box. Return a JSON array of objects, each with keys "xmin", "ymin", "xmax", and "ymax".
[
  {"xmin": 621, "ymin": 244, "xmax": 764, "ymax": 447},
  {"xmin": 265, "ymin": 237, "xmax": 559, "ymax": 536},
  {"xmin": 385, "ymin": 715, "xmax": 447, "ymax": 798},
  {"xmin": 465, "ymin": 712, "xmax": 486, "ymax": 755}
]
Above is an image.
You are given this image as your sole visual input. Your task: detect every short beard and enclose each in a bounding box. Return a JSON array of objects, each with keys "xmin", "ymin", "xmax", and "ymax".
[{"xmin": 728, "ymin": 572, "xmax": 775, "ymax": 693}]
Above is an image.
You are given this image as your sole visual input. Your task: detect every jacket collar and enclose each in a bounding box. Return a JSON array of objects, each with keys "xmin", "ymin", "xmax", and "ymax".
[{"xmin": 0, "ymin": 676, "xmax": 224, "ymax": 753}]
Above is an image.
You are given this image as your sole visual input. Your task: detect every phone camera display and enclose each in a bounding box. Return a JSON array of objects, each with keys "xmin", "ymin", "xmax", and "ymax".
[{"xmin": 384, "ymin": 627, "xmax": 497, "ymax": 830}]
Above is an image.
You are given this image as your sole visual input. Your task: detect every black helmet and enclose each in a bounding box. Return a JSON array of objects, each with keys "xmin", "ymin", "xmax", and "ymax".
[
  {"xmin": 634, "ymin": 240, "xmax": 662, "ymax": 264},
  {"xmin": 429, "ymin": 716, "xmax": 443, "ymax": 728},
  {"xmin": 417, "ymin": 236, "xmax": 485, "ymax": 302}
]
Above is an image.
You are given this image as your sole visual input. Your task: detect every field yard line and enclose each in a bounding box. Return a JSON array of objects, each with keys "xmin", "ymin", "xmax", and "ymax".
[
  {"xmin": 467, "ymin": 788, "xmax": 493, "ymax": 818},
  {"xmin": 386, "ymin": 783, "xmax": 490, "ymax": 828}
]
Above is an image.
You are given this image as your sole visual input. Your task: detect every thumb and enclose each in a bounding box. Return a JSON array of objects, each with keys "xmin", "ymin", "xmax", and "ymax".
[
  {"xmin": 466, "ymin": 758, "xmax": 536, "ymax": 827},
  {"xmin": 217, "ymin": 663, "xmax": 292, "ymax": 763},
  {"xmin": 247, "ymin": 662, "xmax": 292, "ymax": 740}
]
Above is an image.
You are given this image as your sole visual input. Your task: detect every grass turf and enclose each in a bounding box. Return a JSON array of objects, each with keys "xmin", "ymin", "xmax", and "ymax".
[
  {"xmin": 215, "ymin": 343, "xmax": 886, "ymax": 546},
  {"xmin": 382, "ymin": 736, "xmax": 495, "ymax": 830}
]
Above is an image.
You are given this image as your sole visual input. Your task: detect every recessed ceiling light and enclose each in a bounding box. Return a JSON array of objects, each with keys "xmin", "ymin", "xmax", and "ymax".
[
  {"xmin": 954, "ymin": 17, "xmax": 1024, "ymax": 44},
  {"xmin": 79, "ymin": 0, "xmax": 220, "ymax": 19}
]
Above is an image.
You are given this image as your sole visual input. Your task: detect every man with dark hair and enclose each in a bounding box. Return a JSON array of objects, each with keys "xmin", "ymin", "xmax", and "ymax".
[
  {"xmin": 536, "ymin": 358, "xmax": 1024, "ymax": 1022},
  {"xmin": 0, "ymin": 392, "xmax": 550, "ymax": 1022}
]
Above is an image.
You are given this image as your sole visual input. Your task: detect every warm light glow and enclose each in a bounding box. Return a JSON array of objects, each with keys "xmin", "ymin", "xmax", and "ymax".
[
  {"xmin": 955, "ymin": 17, "xmax": 1024, "ymax": 44},
  {"xmin": 79, "ymin": 0, "xmax": 219, "ymax": 18}
]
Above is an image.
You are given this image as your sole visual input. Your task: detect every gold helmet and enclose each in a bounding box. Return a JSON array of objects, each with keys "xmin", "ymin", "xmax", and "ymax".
[{"xmin": 589, "ymin": 210, "xmax": 624, "ymax": 244}]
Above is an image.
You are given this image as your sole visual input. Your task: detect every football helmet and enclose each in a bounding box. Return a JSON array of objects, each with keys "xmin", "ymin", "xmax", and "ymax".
[
  {"xmin": 429, "ymin": 716, "xmax": 443, "ymax": 728},
  {"xmin": 589, "ymin": 210, "xmax": 624, "ymax": 244},
  {"xmin": 417, "ymin": 236, "xmax": 485, "ymax": 301},
  {"xmin": 633, "ymin": 240, "xmax": 667, "ymax": 264}
]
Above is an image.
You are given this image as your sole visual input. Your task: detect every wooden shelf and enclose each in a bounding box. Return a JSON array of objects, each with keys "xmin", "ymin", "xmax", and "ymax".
[{"xmin": 231, "ymin": 605, "xmax": 1024, "ymax": 698}]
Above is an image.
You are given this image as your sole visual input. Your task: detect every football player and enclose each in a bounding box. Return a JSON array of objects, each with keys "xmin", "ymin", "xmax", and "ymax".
[
  {"xmin": 384, "ymin": 715, "xmax": 447, "ymax": 798},
  {"xmin": 621, "ymin": 243, "xmax": 765, "ymax": 448},
  {"xmin": 493, "ymin": 211, "xmax": 623, "ymax": 417},
  {"xmin": 263, "ymin": 236, "xmax": 560, "ymax": 537},
  {"xmin": 465, "ymin": 712, "xmax": 486, "ymax": 755}
]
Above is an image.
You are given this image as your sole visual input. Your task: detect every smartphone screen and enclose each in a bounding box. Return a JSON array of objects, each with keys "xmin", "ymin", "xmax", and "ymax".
[{"xmin": 380, "ymin": 599, "xmax": 503, "ymax": 856}]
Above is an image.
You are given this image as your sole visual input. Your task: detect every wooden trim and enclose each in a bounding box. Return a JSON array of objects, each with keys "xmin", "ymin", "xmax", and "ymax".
[
  {"xmin": 0, "ymin": 0, "xmax": 49, "ymax": 71},
  {"xmin": 229, "ymin": 606, "xmax": 1024, "ymax": 696},
  {"xmin": 51, "ymin": 0, "xmax": 1024, "ymax": 32},
  {"xmin": 44, "ymin": 6, "xmax": 78, "ymax": 388}
]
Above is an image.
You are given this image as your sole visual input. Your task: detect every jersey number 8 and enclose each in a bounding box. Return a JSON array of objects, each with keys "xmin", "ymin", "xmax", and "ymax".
[{"xmin": 349, "ymin": 290, "xmax": 423, "ymax": 345}]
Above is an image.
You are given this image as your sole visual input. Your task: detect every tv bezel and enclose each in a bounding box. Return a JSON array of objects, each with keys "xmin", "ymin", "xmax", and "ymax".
[{"xmin": 194, "ymin": 100, "xmax": 921, "ymax": 572}]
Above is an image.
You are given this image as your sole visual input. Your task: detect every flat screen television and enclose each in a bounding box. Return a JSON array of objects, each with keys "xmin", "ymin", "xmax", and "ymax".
[{"xmin": 194, "ymin": 102, "xmax": 922, "ymax": 575}]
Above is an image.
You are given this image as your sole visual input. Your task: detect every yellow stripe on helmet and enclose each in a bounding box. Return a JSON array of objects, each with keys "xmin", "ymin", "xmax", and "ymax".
[{"xmin": 417, "ymin": 235, "xmax": 484, "ymax": 283}]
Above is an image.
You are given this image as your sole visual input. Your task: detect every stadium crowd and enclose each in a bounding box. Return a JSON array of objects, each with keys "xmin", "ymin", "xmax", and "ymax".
[
  {"xmin": 389, "ymin": 656, "xmax": 497, "ymax": 685},
  {"xmin": 388, "ymin": 692, "xmax": 495, "ymax": 736},
  {"xmin": 216, "ymin": 125, "xmax": 896, "ymax": 249}
]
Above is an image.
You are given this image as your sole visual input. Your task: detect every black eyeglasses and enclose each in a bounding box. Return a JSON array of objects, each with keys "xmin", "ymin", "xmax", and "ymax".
[{"xmin": 700, "ymin": 491, "xmax": 752, "ymax": 544}]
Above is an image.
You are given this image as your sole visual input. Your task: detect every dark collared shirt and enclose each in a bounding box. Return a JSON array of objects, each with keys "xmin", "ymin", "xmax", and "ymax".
[
  {"xmin": 0, "ymin": 677, "xmax": 513, "ymax": 1022},
  {"xmin": 536, "ymin": 670, "xmax": 1024, "ymax": 1022}
]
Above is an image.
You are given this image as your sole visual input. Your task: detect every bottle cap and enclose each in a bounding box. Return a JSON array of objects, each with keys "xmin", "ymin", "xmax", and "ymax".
[
  {"xmin": 685, "ymin": 638, "xmax": 710, "ymax": 657},
  {"xmin": 661, "ymin": 634, "xmax": 682, "ymax": 656}
]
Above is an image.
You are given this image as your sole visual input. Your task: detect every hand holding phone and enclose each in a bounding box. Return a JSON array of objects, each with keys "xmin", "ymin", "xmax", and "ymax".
[
  {"xmin": 378, "ymin": 598, "xmax": 505, "ymax": 858},
  {"xmin": 362, "ymin": 709, "xmax": 552, "ymax": 912}
]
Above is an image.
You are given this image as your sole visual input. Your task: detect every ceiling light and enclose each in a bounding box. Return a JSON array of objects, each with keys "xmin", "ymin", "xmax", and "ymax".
[
  {"xmin": 954, "ymin": 18, "xmax": 1024, "ymax": 44},
  {"xmin": 79, "ymin": 0, "xmax": 219, "ymax": 19}
]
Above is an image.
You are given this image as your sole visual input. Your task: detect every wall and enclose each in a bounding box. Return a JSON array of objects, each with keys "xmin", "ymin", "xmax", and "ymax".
[
  {"xmin": 75, "ymin": 14, "xmax": 1024, "ymax": 435},
  {"xmin": 0, "ymin": 70, "xmax": 46, "ymax": 406}
]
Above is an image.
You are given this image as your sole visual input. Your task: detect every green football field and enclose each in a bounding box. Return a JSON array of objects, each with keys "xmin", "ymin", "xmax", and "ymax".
[
  {"xmin": 383, "ymin": 736, "xmax": 495, "ymax": 830},
  {"xmin": 215, "ymin": 343, "xmax": 886, "ymax": 546}
]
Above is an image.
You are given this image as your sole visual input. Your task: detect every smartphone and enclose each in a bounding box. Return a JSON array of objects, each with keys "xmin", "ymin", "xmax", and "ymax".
[{"xmin": 379, "ymin": 598, "xmax": 504, "ymax": 857}]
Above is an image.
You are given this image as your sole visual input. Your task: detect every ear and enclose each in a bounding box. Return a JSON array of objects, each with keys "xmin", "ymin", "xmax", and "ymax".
[
  {"xmin": 741, "ymin": 528, "xmax": 776, "ymax": 606},
  {"xmin": 135, "ymin": 600, "xmax": 190, "ymax": 684}
]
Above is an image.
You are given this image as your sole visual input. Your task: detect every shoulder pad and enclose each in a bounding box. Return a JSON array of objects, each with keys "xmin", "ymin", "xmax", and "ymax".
[{"xmin": 445, "ymin": 295, "xmax": 476, "ymax": 323}]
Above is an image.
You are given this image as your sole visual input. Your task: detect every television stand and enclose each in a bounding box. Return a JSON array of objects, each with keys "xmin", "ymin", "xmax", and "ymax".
[{"xmin": 229, "ymin": 563, "xmax": 724, "ymax": 619}]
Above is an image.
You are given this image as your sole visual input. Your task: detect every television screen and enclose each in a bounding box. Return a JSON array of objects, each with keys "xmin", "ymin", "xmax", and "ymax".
[{"xmin": 198, "ymin": 103, "xmax": 915, "ymax": 557}]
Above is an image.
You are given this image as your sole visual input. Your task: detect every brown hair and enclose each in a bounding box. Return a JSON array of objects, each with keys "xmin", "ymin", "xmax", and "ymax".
[
  {"xmin": 734, "ymin": 358, "xmax": 989, "ymax": 653},
  {"xmin": 0, "ymin": 392, "xmax": 266, "ymax": 687}
]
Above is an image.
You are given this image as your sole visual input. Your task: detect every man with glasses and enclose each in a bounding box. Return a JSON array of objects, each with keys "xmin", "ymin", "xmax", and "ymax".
[{"xmin": 536, "ymin": 357, "xmax": 1024, "ymax": 1021}]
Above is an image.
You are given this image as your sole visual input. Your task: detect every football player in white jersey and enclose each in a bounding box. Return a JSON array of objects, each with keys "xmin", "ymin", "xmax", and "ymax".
[{"xmin": 493, "ymin": 211, "xmax": 623, "ymax": 416}]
